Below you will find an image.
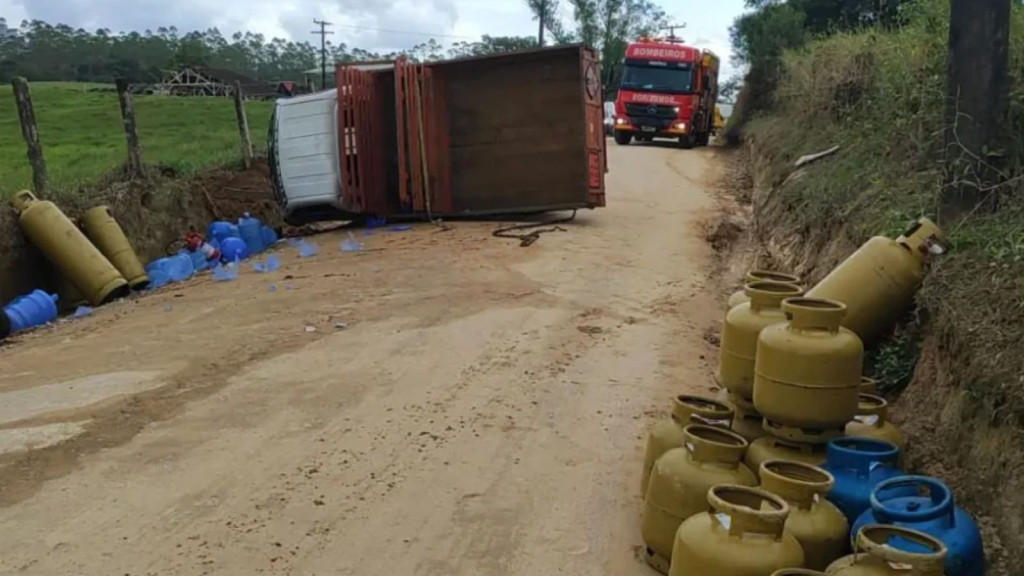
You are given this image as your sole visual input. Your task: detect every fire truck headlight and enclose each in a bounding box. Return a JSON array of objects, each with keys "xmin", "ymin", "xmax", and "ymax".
[
  {"xmin": 616, "ymin": 117, "xmax": 627, "ymax": 125},
  {"xmin": 675, "ymin": 122, "xmax": 687, "ymax": 130},
  {"xmin": 673, "ymin": 107, "xmax": 680, "ymax": 114}
]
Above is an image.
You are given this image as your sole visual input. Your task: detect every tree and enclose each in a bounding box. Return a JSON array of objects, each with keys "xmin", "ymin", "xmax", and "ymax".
[
  {"xmin": 448, "ymin": 36, "xmax": 538, "ymax": 58},
  {"xmin": 527, "ymin": 0, "xmax": 668, "ymax": 96},
  {"xmin": 525, "ymin": 0, "xmax": 561, "ymax": 45}
]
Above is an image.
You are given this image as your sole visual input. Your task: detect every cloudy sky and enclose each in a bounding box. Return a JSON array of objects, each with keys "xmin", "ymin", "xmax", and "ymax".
[{"xmin": 0, "ymin": 0, "xmax": 748, "ymax": 78}]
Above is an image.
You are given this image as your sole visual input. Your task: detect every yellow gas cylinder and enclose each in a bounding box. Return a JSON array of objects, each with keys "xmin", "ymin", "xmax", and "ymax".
[
  {"xmin": 774, "ymin": 571, "xmax": 829, "ymax": 576},
  {"xmin": 754, "ymin": 298, "xmax": 863, "ymax": 443},
  {"xmin": 10, "ymin": 191, "xmax": 128, "ymax": 306},
  {"xmin": 860, "ymin": 377, "xmax": 879, "ymax": 395},
  {"xmin": 56, "ymin": 274, "xmax": 89, "ymax": 311},
  {"xmin": 845, "ymin": 394, "xmax": 905, "ymax": 463},
  {"xmin": 746, "ymin": 437, "xmax": 826, "ymax": 478},
  {"xmin": 760, "ymin": 460, "xmax": 849, "ymax": 570},
  {"xmin": 807, "ymin": 218, "xmax": 947, "ymax": 345},
  {"xmin": 642, "ymin": 425, "xmax": 756, "ymax": 573},
  {"xmin": 642, "ymin": 395, "xmax": 735, "ymax": 496},
  {"xmin": 728, "ymin": 270, "xmax": 802, "ymax": 309},
  {"xmin": 670, "ymin": 485, "xmax": 805, "ymax": 576},
  {"xmin": 826, "ymin": 525, "xmax": 947, "ymax": 576},
  {"xmin": 716, "ymin": 388, "xmax": 769, "ymax": 442},
  {"xmin": 719, "ymin": 281, "xmax": 805, "ymax": 401},
  {"xmin": 80, "ymin": 206, "xmax": 149, "ymax": 290}
]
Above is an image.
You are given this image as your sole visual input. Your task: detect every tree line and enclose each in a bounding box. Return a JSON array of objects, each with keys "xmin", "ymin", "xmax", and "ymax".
[
  {"xmin": 0, "ymin": 0, "xmax": 670, "ymax": 95},
  {"xmin": 0, "ymin": 18, "xmax": 547, "ymax": 85}
]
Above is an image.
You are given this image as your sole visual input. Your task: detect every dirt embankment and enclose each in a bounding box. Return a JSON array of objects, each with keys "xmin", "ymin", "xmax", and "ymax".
[
  {"xmin": 0, "ymin": 161, "xmax": 278, "ymax": 309},
  {"xmin": 716, "ymin": 142, "xmax": 1015, "ymax": 576}
]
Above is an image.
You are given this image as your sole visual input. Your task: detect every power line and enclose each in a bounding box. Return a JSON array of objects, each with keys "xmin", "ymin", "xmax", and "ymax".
[
  {"xmin": 311, "ymin": 19, "xmax": 334, "ymax": 90},
  {"xmin": 331, "ymin": 23, "xmax": 475, "ymax": 40}
]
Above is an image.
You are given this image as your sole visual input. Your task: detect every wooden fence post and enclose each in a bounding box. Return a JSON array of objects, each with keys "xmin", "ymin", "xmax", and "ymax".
[
  {"xmin": 233, "ymin": 81, "xmax": 253, "ymax": 169},
  {"xmin": 11, "ymin": 77, "xmax": 50, "ymax": 195},
  {"xmin": 943, "ymin": 0, "xmax": 1011, "ymax": 223},
  {"xmin": 115, "ymin": 78, "xmax": 144, "ymax": 177}
]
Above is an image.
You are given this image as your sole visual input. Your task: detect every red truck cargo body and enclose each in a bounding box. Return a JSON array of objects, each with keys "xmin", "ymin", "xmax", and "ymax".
[{"xmin": 274, "ymin": 45, "xmax": 606, "ymax": 224}]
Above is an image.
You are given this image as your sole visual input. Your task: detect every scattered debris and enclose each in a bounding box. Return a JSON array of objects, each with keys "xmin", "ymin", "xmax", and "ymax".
[
  {"xmin": 304, "ymin": 325, "xmax": 317, "ymax": 333},
  {"xmin": 299, "ymin": 241, "xmax": 319, "ymax": 258},
  {"xmin": 577, "ymin": 325, "xmax": 604, "ymax": 336},
  {"xmin": 389, "ymin": 225, "xmax": 413, "ymax": 232},
  {"xmin": 334, "ymin": 322, "xmax": 348, "ymax": 330},
  {"xmin": 212, "ymin": 263, "xmax": 238, "ymax": 282},
  {"xmin": 73, "ymin": 306, "xmax": 93, "ymax": 318},
  {"xmin": 794, "ymin": 145, "xmax": 840, "ymax": 168},
  {"xmin": 340, "ymin": 232, "xmax": 364, "ymax": 252}
]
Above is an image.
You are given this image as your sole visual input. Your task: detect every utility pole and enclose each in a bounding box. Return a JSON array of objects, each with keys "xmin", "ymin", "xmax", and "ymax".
[
  {"xmin": 943, "ymin": 0, "xmax": 1011, "ymax": 224},
  {"xmin": 311, "ymin": 19, "xmax": 334, "ymax": 91},
  {"xmin": 661, "ymin": 23, "xmax": 686, "ymax": 43},
  {"xmin": 538, "ymin": 3, "xmax": 546, "ymax": 46}
]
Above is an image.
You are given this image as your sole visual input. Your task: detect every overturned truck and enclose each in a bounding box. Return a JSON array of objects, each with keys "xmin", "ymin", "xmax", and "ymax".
[{"xmin": 268, "ymin": 45, "xmax": 607, "ymax": 225}]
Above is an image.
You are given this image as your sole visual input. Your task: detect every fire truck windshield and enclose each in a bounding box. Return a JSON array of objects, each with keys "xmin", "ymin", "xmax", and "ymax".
[{"xmin": 620, "ymin": 61, "xmax": 695, "ymax": 94}]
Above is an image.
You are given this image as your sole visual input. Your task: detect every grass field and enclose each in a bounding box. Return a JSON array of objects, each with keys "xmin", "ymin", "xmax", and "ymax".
[{"xmin": 0, "ymin": 82, "xmax": 273, "ymax": 196}]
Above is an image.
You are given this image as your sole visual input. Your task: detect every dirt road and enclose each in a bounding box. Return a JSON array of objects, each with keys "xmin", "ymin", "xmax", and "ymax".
[{"xmin": 0, "ymin": 143, "xmax": 724, "ymax": 575}]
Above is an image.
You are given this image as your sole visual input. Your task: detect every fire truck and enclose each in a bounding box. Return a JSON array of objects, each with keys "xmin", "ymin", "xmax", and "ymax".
[{"xmin": 612, "ymin": 38, "xmax": 720, "ymax": 149}]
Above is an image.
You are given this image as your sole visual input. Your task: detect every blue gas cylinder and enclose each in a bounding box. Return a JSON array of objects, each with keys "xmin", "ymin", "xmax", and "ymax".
[
  {"xmin": 3, "ymin": 289, "xmax": 59, "ymax": 332},
  {"xmin": 853, "ymin": 475, "xmax": 984, "ymax": 576},
  {"xmin": 261, "ymin": 225, "xmax": 278, "ymax": 248},
  {"xmin": 822, "ymin": 437, "xmax": 905, "ymax": 523},
  {"xmin": 207, "ymin": 221, "xmax": 239, "ymax": 244},
  {"xmin": 219, "ymin": 236, "xmax": 250, "ymax": 262},
  {"xmin": 238, "ymin": 213, "xmax": 265, "ymax": 255}
]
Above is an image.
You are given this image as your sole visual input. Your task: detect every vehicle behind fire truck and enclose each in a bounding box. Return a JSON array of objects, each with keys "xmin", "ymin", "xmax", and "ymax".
[{"xmin": 612, "ymin": 39, "xmax": 719, "ymax": 149}]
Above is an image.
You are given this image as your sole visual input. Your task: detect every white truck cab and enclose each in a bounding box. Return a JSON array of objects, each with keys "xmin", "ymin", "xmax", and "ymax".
[{"xmin": 268, "ymin": 89, "xmax": 348, "ymax": 225}]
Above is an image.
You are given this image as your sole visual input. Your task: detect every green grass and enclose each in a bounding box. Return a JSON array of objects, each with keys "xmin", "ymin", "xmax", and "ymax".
[{"xmin": 0, "ymin": 82, "xmax": 273, "ymax": 195}]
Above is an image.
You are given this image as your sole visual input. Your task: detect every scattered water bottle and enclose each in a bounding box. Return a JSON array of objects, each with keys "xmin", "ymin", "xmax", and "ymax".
[
  {"xmin": 340, "ymin": 232, "xmax": 363, "ymax": 252},
  {"xmin": 212, "ymin": 263, "xmax": 239, "ymax": 282},
  {"xmin": 299, "ymin": 240, "xmax": 319, "ymax": 258},
  {"xmin": 389, "ymin": 224, "xmax": 413, "ymax": 232},
  {"xmin": 261, "ymin": 225, "xmax": 279, "ymax": 247},
  {"xmin": 265, "ymin": 254, "xmax": 281, "ymax": 271},
  {"xmin": 238, "ymin": 212, "xmax": 266, "ymax": 255},
  {"xmin": 286, "ymin": 237, "xmax": 303, "ymax": 247},
  {"xmin": 3, "ymin": 290, "xmax": 58, "ymax": 332},
  {"xmin": 73, "ymin": 305, "xmax": 93, "ymax": 318}
]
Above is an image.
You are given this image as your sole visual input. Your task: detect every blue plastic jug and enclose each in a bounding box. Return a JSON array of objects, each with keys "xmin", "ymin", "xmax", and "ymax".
[
  {"xmin": 219, "ymin": 236, "xmax": 250, "ymax": 262},
  {"xmin": 238, "ymin": 213, "xmax": 265, "ymax": 255},
  {"xmin": 822, "ymin": 437, "xmax": 904, "ymax": 523},
  {"xmin": 853, "ymin": 476, "xmax": 984, "ymax": 576},
  {"xmin": 167, "ymin": 253, "xmax": 194, "ymax": 282},
  {"xmin": 3, "ymin": 289, "xmax": 59, "ymax": 332},
  {"xmin": 261, "ymin": 225, "xmax": 278, "ymax": 247},
  {"xmin": 207, "ymin": 221, "xmax": 239, "ymax": 244},
  {"xmin": 146, "ymin": 258, "xmax": 172, "ymax": 289},
  {"xmin": 184, "ymin": 249, "xmax": 208, "ymax": 273}
]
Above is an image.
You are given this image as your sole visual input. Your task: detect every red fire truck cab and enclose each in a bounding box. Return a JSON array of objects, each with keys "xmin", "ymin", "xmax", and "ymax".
[{"xmin": 612, "ymin": 39, "xmax": 720, "ymax": 149}]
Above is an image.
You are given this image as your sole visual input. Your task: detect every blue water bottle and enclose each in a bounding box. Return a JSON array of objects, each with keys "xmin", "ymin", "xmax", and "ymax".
[
  {"xmin": 238, "ymin": 213, "xmax": 265, "ymax": 255},
  {"xmin": 3, "ymin": 289, "xmax": 59, "ymax": 332}
]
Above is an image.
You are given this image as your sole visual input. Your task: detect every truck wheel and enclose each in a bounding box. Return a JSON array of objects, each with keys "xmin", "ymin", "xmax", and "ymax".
[
  {"xmin": 679, "ymin": 135, "xmax": 696, "ymax": 149},
  {"xmin": 614, "ymin": 132, "xmax": 632, "ymax": 146},
  {"xmin": 698, "ymin": 132, "xmax": 711, "ymax": 147}
]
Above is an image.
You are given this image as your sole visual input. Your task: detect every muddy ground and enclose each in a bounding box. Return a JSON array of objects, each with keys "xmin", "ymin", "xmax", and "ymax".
[{"xmin": 0, "ymin": 142, "xmax": 727, "ymax": 575}]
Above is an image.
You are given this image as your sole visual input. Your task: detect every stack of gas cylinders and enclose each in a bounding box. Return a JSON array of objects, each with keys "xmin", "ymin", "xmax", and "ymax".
[
  {"xmin": 640, "ymin": 218, "xmax": 987, "ymax": 576},
  {"xmin": 3, "ymin": 192, "xmax": 150, "ymax": 339}
]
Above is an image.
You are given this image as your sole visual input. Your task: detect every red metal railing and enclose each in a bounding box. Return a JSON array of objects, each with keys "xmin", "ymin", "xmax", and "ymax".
[{"xmin": 336, "ymin": 65, "xmax": 387, "ymax": 215}]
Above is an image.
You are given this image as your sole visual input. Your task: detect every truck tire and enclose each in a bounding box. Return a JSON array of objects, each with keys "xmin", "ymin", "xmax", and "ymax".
[
  {"xmin": 614, "ymin": 132, "xmax": 632, "ymax": 146},
  {"xmin": 679, "ymin": 135, "xmax": 696, "ymax": 149}
]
